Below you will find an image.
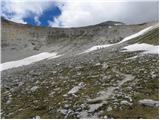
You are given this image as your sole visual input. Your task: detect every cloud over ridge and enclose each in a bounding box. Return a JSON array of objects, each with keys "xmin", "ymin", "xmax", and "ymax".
[{"xmin": 2, "ymin": 0, "xmax": 159, "ymax": 27}]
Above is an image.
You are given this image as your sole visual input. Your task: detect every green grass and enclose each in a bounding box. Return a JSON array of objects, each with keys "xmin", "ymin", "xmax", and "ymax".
[{"xmin": 135, "ymin": 28, "xmax": 159, "ymax": 45}]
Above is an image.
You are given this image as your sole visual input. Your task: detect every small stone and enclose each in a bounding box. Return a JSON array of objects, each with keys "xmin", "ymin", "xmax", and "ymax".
[
  {"xmin": 64, "ymin": 104, "xmax": 70, "ymax": 109},
  {"xmin": 80, "ymin": 104, "xmax": 87, "ymax": 109},
  {"xmin": 52, "ymin": 71, "xmax": 57, "ymax": 74},
  {"xmin": 95, "ymin": 63, "xmax": 101, "ymax": 66},
  {"xmin": 63, "ymin": 94, "xmax": 68, "ymax": 97},
  {"xmin": 77, "ymin": 72, "xmax": 81, "ymax": 76},
  {"xmin": 31, "ymin": 86, "xmax": 39, "ymax": 92},
  {"xmin": 104, "ymin": 115, "xmax": 108, "ymax": 119},
  {"xmin": 102, "ymin": 63, "xmax": 108, "ymax": 69},
  {"xmin": 35, "ymin": 116, "xmax": 40, "ymax": 119},
  {"xmin": 107, "ymin": 106, "xmax": 112, "ymax": 112},
  {"xmin": 120, "ymin": 100, "xmax": 132, "ymax": 106},
  {"xmin": 49, "ymin": 91, "xmax": 55, "ymax": 97},
  {"xmin": 102, "ymin": 76, "xmax": 108, "ymax": 80},
  {"xmin": 18, "ymin": 82, "xmax": 24, "ymax": 87},
  {"xmin": 6, "ymin": 97, "xmax": 12, "ymax": 105},
  {"xmin": 76, "ymin": 107, "xmax": 82, "ymax": 112},
  {"xmin": 58, "ymin": 109, "xmax": 68, "ymax": 115}
]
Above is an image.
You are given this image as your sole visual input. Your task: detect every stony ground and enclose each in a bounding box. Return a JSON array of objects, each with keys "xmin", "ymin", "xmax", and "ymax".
[
  {"xmin": 1, "ymin": 19, "xmax": 159, "ymax": 119},
  {"xmin": 1, "ymin": 46, "xmax": 159, "ymax": 118}
]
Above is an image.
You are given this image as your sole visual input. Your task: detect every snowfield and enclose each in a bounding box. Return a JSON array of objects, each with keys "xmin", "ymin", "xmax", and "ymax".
[
  {"xmin": 1, "ymin": 24, "xmax": 158, "ymax": 71},
  {"xmin": 0, "ymin": 52, "xmax": 61, "ymax": 71},
  {"xmin": 122, "ymin": 43, "xmax": 159, "ymax": 54},
  {"xmin": 80, "ymin": 44, "xmax": 113, "ymax": 54},
  {"xmin": 81, "ymin": 24, "xmax": 158, "ymax": 54},
  {"xmin": 119, "ymin": 24, "xmax": 158, "ymax": 43}
]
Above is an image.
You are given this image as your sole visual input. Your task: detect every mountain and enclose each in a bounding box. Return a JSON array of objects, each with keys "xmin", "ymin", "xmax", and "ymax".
[
  {"xmin": 94, "ymin": 21, "xmax": 125, "ymax": 26},
  {"xmin": 1, "ymin": 18, "xmax": 159, "ymax": 119},
  {"xmin": 1, "ymin": 17, "xmax": 156, "ymax": 63}
]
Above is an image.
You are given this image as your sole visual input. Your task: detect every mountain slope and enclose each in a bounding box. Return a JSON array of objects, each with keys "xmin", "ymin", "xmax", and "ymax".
[
  {"xmin": 1, "ymin": 18, "xmax": 159, "ymax": 119},
  {"xmin": 1, "ymin": 18, "xmax": 155, "ymax": 62}
]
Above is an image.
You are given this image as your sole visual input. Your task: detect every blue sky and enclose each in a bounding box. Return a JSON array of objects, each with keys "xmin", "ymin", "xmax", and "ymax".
[
  {"xmin": 1, "ymin": 0, "xmax": 158, "ymax": 28},
  {"xmin": 1, "ymin": 0, "xmax": 62, "ymax": 27},
  {"xmin": 23, "ymin": 6, "xmax": 61, "ymax": 26}
]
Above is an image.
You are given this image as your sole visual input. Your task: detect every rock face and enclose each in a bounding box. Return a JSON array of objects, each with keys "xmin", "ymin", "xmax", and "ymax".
[{"xmin": 1, "ymin": 18, "xmax": 159, "ymax": 119}]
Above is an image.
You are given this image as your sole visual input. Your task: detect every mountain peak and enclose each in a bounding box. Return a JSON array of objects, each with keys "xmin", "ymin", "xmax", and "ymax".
[{"xmin": 95, "ymin": 21, "xmax": 125, "ymax": 26}]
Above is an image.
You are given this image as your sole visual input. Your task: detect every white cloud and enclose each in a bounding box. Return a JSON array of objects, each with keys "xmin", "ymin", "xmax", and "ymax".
[
  {"xmin": 34, "ymin": 16, "xmax": 41, "ymax": 25},
  {"xmin": 1, "ymin": 0, "xmax": 56, "ymax": 24},
  {"xmin": 49, "ymin": 0, "xmax": 158, "ymax": 27},
  {"xmin": 48, "ymin": 18, "xmax": 62, "ymax": 27},
  {"xmin": 2, "ymin": 0, "xmax": 158, "ymax": 27},
  {"xmin": 10, "ymin": 17, "xmax": 27, "ymax": 24}
]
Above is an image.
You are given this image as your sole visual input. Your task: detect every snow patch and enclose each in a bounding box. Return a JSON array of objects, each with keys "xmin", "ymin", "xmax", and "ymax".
[
  {"xmin": 119, "ymin": 25, "xmax": 157, "ymax": 43},
  {"xmin": 122, "ymin": 43, "xmax": 159, "ymax": 54},
  {"xmin": 80, "ymin": 24, "xmax": 158, "ymax": 54},
  {"xmin": 0, "ymin": 52, "xmax": 62, "ymax": 71},
  {"xmin": 80, "ymin": 44, "xmax": 113, "ymax": 54},
  {"xmin": 114, "ymin": 23, "xmax": 122, "ymax": 26}
]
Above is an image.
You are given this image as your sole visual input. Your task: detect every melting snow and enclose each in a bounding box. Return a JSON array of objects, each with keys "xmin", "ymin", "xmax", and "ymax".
[
  {"xmin": 119, "ymin": 25, "xmax": 158, "ymax": 43},
  {"xmin": 80, "ymin": 24, "xmax": 158, "ymax": 54},
  {"xmin": 0, "ymin": 52, "xmax": 61, "ymax": 71},
  {"xmin": 80, "ymin": 44, "xmax": 113, "ymax": 54},
  {"xmin": 122, "ymin": 43, "xmax": 159, "ymax": 54}
]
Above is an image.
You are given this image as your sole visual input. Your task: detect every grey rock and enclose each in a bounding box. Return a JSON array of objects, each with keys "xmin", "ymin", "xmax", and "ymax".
[{"xmin": 138, "ymin": 99, "xmax": 159, "ymax": 107}]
